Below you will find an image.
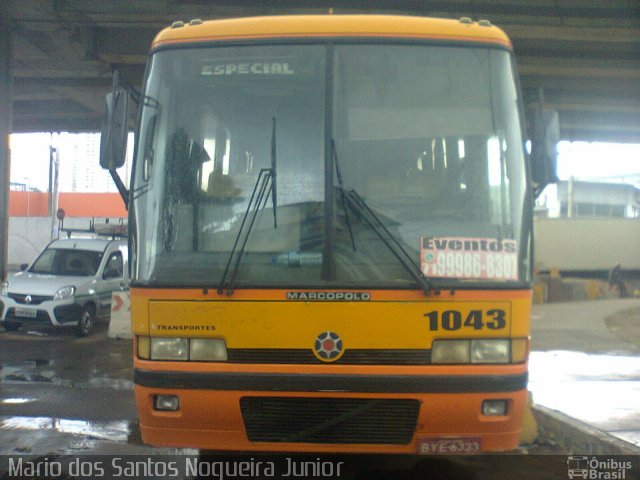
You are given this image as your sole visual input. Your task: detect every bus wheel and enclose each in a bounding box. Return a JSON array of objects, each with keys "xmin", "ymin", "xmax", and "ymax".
[{"xmin": 76, "ymin": 304, "xmax": 96, "ymax": 337}]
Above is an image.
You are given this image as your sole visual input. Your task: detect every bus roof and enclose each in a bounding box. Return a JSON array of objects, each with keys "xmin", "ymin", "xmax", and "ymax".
[{"xmin": 152, "ymin": 15, "xmax": 512, "ymax": 50}]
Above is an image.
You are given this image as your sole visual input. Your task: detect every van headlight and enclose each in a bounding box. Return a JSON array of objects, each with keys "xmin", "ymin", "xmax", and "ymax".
[
  {"xmin": 432, "ymin": 339, "xmax": 518, "ymax": 364},
  {"xmin": 1, "ymin": 281, "xmax": 8, "ymax": 296},
  {"xmin": 53, "ymin": 285, "xmax": 76, "ymax": 300}
]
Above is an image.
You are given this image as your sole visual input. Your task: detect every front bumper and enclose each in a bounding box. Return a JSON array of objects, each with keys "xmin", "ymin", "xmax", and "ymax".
[
  {"xmin": 134, "ymin": 368, "xmax": 528, "ymax": 453},
  {"xmin": 0, "ymin": 296, "xmax": 81, "ymax": 327}
]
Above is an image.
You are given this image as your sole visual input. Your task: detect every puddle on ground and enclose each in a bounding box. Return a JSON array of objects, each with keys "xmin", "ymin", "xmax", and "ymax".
[
  {"xmin": 0, "ymin": 416, "xmax": 130, "ymax": 442},
  {"xmin": 87, "ymin": 377, "xmax": 134, "ymax": 390},
  {"xmin": 1, "ymin": 359, "xmax": 52, "ymax": 369},
  {"xmin": 0, "ymin": 358, "xmax": 134, "ymax": 390},
  {"xmin": 1, "ymin": 398, "xmax": 35, "ymax": 404},
  {"xmin": 26, "ymin": 330, "xmax": 49, "ymax": 337},
  {"xmin": 614, "ymin": 431, "xmax": 640, "ymax": 446},
  {"xmin": 529, "ymin": 350, "xmax": 640, "ymax": 446},
  {"xmin": 0, "ymin": 364, "xmax": 60, "ymax": 384}
]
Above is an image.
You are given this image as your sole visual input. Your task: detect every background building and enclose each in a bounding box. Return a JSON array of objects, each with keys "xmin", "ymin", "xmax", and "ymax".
[
  {"xmin": 537, "ymin": 180, "xmax": 640, "ymax": 219},
  {"xmin": 9, "ymin": 132, "xmax": 132, "ymax": 194},
  {"xmin": 558, "ymin": 180, "xmax": 640, "ymax": 218}
]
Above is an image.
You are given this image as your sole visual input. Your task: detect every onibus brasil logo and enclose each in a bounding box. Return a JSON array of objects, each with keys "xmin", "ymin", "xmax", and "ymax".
[{"xmin": 567, "ymin": 456, "xmax": 632, "ymax": 479}]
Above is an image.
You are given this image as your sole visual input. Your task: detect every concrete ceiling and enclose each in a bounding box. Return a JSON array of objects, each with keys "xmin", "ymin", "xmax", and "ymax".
[{"xmin": 5, "ymin": 0, "xmax": 640, "ymax": 143}]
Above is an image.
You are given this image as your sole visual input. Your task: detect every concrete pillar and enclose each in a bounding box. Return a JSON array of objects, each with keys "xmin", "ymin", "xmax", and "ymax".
[
  {"xmin": 567, "ymin": 176, "xmax": 574, "ymax": 218},
  {"xmin": 0, "ymin": 7, "xmax": 13, "ymax": 280}
]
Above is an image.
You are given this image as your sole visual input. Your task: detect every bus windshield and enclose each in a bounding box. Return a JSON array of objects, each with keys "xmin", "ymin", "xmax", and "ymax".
[{"xmin": 132, "ymin": 43, "xmax": 529, "ymax": 289}]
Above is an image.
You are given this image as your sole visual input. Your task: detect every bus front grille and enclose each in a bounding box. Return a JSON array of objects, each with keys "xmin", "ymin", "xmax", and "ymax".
[
  {"xmin": 228, "ymin": 349, "xmax": 430, "ymax": 365},
  {"xmin": 240, "ymin": 397, "xmax": 419, "ymax": 444}
]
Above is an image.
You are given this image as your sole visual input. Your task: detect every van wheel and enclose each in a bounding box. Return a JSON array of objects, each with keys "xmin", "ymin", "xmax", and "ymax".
[
  {"xmin": 76, "ymin": 304, "xmax": 95, "ymax": 337},
  {"xmin": 3, "ymin": 321, "xmax": 20, "ymax": 332}
]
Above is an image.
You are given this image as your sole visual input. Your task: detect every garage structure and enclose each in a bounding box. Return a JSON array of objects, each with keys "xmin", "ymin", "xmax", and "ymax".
[{"xmin": 0, "ymin": 0, "xmax": 639, "ymax": 279}]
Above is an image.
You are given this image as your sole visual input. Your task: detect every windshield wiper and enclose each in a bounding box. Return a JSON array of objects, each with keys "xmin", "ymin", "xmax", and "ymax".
[
  {"xmin": 332, "ymin": 140, "xmax": 356, "ymax": 252},
  {"xmin": 217, "ymin": 168, "xmax": 274, "ymax": 296},
  {"xmin": 217, "ymin": 118, "xmax": 278, "ymax": 296},
  {"xmin": 340, "ymin": 188, "xmax": 439, "ymax": 296},
  {"xmin": 270, "ymin": 117, "xmax": 278, "ymax": 228}
]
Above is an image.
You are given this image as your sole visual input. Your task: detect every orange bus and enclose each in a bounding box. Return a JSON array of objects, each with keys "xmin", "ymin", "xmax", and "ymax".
[{"xmin": 100, "ymin": 14, "xmax": 557, "ymax": 453}]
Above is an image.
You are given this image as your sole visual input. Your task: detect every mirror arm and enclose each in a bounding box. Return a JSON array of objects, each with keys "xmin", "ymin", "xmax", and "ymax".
[
  {"xmin": 113, "ymin": 70, "xmax": 141, "ymax": 105},
  {"xmin": 533, "ymin": 182, "xmax": 546, "ymax": 200},
  {"xmin": 109, "ymin": 169, "xmax": 129, "ymax": 209}
]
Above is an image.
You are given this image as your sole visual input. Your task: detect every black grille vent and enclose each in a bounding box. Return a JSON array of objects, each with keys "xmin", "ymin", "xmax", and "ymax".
[
  {"xmin": 228, "ymin": 349, "xmax": 430, "ymax": 365},
  {"xmin": 240, "ymin": 397, "xmax": 419, "ymax": 444},
  {"xmin": 53, "ymin": 304, "xmax": 82, "ymax": 323},
  {"xmin": 8, "ymin": 293, "xmax": 53, "ymax": 305}
]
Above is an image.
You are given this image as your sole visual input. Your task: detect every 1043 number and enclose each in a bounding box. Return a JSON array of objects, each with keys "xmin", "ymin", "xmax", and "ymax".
[{"xmin": 425, "ymin": 309, "xmax": 506, "ymax": 331}]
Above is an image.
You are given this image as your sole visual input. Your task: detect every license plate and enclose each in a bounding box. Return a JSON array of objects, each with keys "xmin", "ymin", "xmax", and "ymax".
[
  {"xmin": 14, "ymin": 307, "xmax": 37, "ymax": 319},
  {"xmin": 418, "ymin": 437, "xmax": 482, "ymax": 455}
]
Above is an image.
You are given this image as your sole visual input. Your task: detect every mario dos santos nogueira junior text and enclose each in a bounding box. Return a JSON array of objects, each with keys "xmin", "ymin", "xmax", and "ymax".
[{"xmin": 7, "ymin": 456, "xmax": 346, "ymax": 479}]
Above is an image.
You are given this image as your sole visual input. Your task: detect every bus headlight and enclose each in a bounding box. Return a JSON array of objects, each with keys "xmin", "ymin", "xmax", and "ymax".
[
  {"xmin": 140, "ymin": 337, "xmax": 228, "ymax": 362},
  {"xmin": 431, "ymin": 340, "xmax": 470, "ymax": 364},
  {"xmin": 190, "ymin": 338, "xmax": 228, "ymax": 361},
  {"xmin": 432, "ymin": 339, "xmax": 524, "ymax": 364},
  {"xmin": 150, "ymin": 338, "xmax": 189, "ymax": 361},
  {"xmin": 470, "ymin": 339, "xmax": 510, "ymax": 364}
]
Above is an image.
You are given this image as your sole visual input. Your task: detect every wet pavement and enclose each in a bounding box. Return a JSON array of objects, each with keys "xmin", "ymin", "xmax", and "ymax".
[
  {"xmin": 529, "ymin": 299, "xmax": 640, "ymax": 448},
  {"xmin": 0, "ymin": 323, "xmax": 192, "ymax": 466}
]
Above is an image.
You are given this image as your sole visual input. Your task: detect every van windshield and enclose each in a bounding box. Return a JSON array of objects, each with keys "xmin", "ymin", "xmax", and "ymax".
[{"xmin": 30, "ymin": 249, "xmax": 103, "ymax": 276}]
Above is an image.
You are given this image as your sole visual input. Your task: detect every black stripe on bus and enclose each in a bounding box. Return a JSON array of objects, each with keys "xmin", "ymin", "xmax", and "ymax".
[
  {"xmin": 134, "ymin": 369, "xmax": 527, "ymax": 394},
  {"xmin": 227, "ymin": 348, "xmax": 431, "ymax": 365}
]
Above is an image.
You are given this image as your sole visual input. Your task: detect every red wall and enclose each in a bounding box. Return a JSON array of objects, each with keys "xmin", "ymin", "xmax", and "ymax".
[{"xmin": 9, "ymin": 191, "xmax": 127, "ymax": 218}]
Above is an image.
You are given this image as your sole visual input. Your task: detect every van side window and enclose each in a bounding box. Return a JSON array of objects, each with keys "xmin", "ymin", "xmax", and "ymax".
[{"xmin": 103, "ymin": 251, "xmax": 124, "ymax": 279}]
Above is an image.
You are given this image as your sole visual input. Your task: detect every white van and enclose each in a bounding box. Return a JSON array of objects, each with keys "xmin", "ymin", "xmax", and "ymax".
[{"xmin": 1, "ymin": 238, "xmax": 128, "ymax": 336}]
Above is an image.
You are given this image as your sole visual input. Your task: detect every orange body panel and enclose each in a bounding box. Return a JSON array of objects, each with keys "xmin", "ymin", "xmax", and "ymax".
[
  {"xmin": 152, "ymin": 15, "xmax": 512, "ymax": 50},
  {"xmin": 132, "ymin": 288, "xmax": 531, "ymax": 453},
  {"xmin": 136, "ymin": 387, "xmax": 526, "ymax": 453}
]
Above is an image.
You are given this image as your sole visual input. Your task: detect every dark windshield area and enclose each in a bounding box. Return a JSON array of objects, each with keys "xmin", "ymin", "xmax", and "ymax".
[
  {"xmin": 30, "ymin": 249, "xmax": 103, "ymax": 276},
  {"xmin": 132, "ymin": 43, "xmax": 529, "ymax": 289}
]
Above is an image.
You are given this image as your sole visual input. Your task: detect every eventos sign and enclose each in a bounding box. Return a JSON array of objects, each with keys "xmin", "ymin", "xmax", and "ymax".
[{"xmin": 421, "ymin": 237, "xmax": 518, "ymax": 281}]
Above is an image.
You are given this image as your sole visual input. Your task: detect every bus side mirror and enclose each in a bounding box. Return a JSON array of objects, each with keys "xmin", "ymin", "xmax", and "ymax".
[
  {"xmin": 99, "ymin": 72, "xmax": 131, "ymax": 209},
  {"xmin": 99, "ymin": 88, "xmax": 129, "ymax": 170},
  {"xmin": 528, "ymin": 107, "xmax": 559, "ymax": 198}
]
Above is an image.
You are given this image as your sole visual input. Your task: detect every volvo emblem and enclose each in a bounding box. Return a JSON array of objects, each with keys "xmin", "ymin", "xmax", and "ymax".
[
  {"xmin": 25, "ymin": 295, "xmax": 32, "ymax": 304},
  {"xmin": 313, "ymin": 331, "xmax": 344, "ymax": 362}
]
